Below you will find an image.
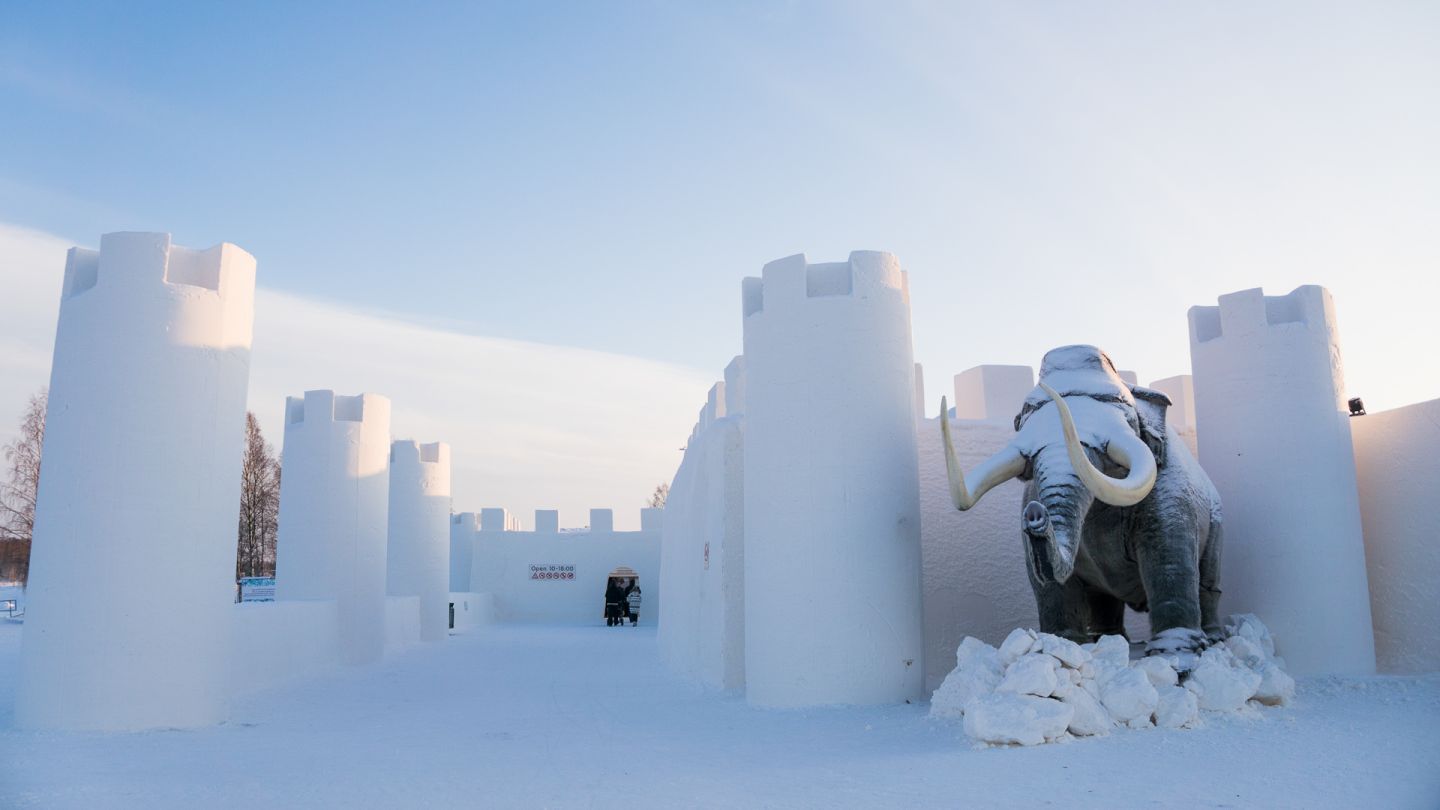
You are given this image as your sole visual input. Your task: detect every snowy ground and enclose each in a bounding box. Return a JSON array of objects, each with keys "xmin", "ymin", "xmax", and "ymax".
[{"xmin": 1, "ymin": 621, "xmax": 1437, "ymax": 809}]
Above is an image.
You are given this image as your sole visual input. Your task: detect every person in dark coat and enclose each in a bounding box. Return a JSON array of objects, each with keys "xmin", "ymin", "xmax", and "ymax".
[{"xmin": 604, "ymin": 578, "xmax": 625, "ymax": 626}]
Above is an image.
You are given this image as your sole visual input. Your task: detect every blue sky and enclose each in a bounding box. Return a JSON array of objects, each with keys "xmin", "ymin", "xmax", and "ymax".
[{"xmin": 2, "ymin": 2, "xmax": 1439, "ymax": 519}]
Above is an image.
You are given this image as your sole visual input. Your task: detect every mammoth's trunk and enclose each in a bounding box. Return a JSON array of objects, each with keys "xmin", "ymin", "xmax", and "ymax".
[{"xmin": 1024, "ymin": 444, "xmax": 1095, "ymax": 585}]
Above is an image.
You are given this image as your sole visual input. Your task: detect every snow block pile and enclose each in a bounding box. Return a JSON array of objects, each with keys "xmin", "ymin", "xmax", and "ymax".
[{"xmin": 930, "ymin": 615, "xmax": 1294, "ymax": 746}]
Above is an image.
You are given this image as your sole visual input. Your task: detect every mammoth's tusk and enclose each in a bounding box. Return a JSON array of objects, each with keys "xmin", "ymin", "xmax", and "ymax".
[
  {"xmin": 941, "ymin": 396, "xmax": 1027, "ymax": 511},
  {"xmin": 1040, "ymin": 382, "xmax": 1157, "ymax": 507}
]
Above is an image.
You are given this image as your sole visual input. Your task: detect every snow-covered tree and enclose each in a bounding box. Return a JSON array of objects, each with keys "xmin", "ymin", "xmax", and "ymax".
[{"xmin": 0, "ymin": 388, "xmax": 46, "ymax": 584}]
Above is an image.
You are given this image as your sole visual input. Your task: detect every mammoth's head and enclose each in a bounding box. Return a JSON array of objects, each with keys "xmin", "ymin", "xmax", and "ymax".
[{"xmin": 939, "ymin": 345, "xmax": 1168, "ymax": 515}]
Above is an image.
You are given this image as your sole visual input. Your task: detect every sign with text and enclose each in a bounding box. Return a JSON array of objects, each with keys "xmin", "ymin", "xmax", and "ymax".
[
  {"xmin": 240, "ymin": 576, "xmax": 276, "ymax": 602},
  {"xmin": 530, "ymin": 564, "xmax": 575, "ymax": 581}
]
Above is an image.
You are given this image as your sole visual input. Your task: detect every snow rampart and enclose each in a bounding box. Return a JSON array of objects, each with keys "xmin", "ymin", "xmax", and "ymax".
[
  {"xmin": 18, "ymin": 232, "xmax": 255, "ymax": 731},
  {"xmin": 1351, "ymin": 398, "xmax": 1440, "ymax": 674},
  {"xmin": 455, "ymin": 508, "xmax": 662, "ymax": 624},
  {"xmin": 448, "ymin": 592, "xmax": 496, "ymax": 633},
  {"xmin": 1190, "ymin": 286, "xmax": 1376, "ymax": 676},
  {"xmin": 274, "ymin": 390, "xmax": 393, "ymax": 666},
  {"xmin": 659, "ymin": 361, "xmax": 746, "ymax": 690},
  {"xmin": 231, "ymin": 600, "xmax": 341, "ymax": 696},
  {"xmin": 741, "ymin": 251, "xmax": 924, "ymax": 707},
  {"xmin": 387, "ymin": 440, "xmax": 452, "ymax": 642}
]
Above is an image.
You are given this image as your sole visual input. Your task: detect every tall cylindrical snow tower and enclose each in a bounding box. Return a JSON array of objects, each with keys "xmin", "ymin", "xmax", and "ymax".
[
  {"xmin": 274, "ymin": 390, "xmax": 392, "ymax": 665},
  {"xmin": 386, "ymin": 440, "xmax": 452, "ymax": 642},
  {"xmin": 741, "ymin": 251, "xmax": 924, "ymax": 707},
  {"xmin": 1189, "ymin": 286, "xmax": 1375, "ymax": 676},
  {"xmin": 16, "ymin": 232, "xmax": 256, "ymax": 730}
]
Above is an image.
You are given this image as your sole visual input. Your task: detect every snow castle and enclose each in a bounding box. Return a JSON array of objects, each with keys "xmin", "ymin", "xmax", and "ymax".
[
  {"xmin": 17, "ymin": 232, "xmax": 256, "ymax": 731},
  {"xmin": 660, "ymin": 255, "xmax": 1440, "ymax": 699},
  {"xmin": 12, "ymin": 232, "xmax": 1439, "ymax": 733}
]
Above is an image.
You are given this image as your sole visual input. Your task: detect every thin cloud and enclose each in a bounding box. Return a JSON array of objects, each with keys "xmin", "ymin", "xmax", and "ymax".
[{"xmin": 0, "ymin": 224, "xmax": 714, "ymax": 530}]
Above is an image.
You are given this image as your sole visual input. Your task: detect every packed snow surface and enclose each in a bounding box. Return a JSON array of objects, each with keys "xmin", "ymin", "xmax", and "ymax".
[
  {"xmin": 931, "ymin": 616, "xmax": 1299, "ymax": 745},
  {"xmin": 1, "ymin": 620, "xmax": 1437, "ymax": 808}
]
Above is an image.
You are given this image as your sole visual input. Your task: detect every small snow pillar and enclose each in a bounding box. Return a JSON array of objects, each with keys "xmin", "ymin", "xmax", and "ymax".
[
  {"xmin": 449, "ymin": 513, "xmax": 479, "ymax": 590},
  {"xmin": 1189, "ymin": 286, "xmax": 1375, "ymax": 676},
  {"xmin": 640, "ymin": 507, "xmax": 664, "ymax": 533},
  {"xmin": 534, "ymin": 509, "xmax": 560, "ymax": 533},
  {"xmin": 17, "ymin": 232, "xmax": 256, "ymax": 730},
  {"xmin": 386, "ymin": 440, "xmax": 452, "ymax": 642},
  {"xmin": 275, "ymin": 390, "xmax": 392, "ymax": 666},
  {"xmin": 480, "ymin": 508, "xmax": 516, "ymax": 533},
  {"xmin": 952, "ymin": 365, "xmax": 1034, "ymax": 422},
  {"xmin": 590, "ymin": 509, "xmax": 614, "ymax": 533},
  {"xmin": 741, "ymin": 251, "xmax": 924, "ymax": 707},
  {"xmin": 1148, "ymin": 375, "xmax": 1196, "ymax": 433}
]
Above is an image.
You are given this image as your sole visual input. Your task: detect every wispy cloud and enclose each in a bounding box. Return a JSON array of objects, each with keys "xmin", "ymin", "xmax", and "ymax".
[{"xmin": 0, "ymin": 224, "xmax": 713, "ymax": 529}]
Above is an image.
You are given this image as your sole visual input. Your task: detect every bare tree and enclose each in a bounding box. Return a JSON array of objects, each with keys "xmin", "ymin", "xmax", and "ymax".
[
  {"xmin": 236, "ymin": 412, "xmax": 281, "ymax": 581},
  {"xmin": 647, "ymin": 482, "xmax": 669, "ymax": 509},
  {"xmin": 0, "ymin": 388, "xmax": 47, "ymax": 584}
]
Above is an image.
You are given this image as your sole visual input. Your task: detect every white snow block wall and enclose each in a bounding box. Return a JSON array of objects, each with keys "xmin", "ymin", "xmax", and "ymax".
[
  {"xmin": 659, "ymin": 369, "xmax": 746, "ymax": 691},
  {"xmin": 741, "ymin": 252, "xmax": 925, "ymax": 707},
  {"xmin": 1352, "ymin": 399, "xmax": 1440, "ymax": 674},
  {"xmin": 450, "ymin": 512, "xmax": 479, "ymax": 591},
  {"xmin": 231, "ymin": 601, "xmax": 341, "ymax": 697},
  {"xmin": 275, "ymin": 390, "xmax": 392, "ymax": 666},
  {"xmin": 463, "ymin": 511, "xmax": 662, "ymax": 623},
  {"xmin": 917, "ymin": 412, "xmax": 1032, "ymax": 692},
  {"xmin": 387, "ymin": 440, "xmax": 452, "ymax": 642},
  {"xmin": 1189, "ymin": 286, "xmax": 1376, "ymax": 676},
  {"xmin": 18, "ymin": 232, "xmax": 256, "ymax": 731},
  {"xmin": 952, "ymin": 365, "xmax": 1034, "ymax": 421}
]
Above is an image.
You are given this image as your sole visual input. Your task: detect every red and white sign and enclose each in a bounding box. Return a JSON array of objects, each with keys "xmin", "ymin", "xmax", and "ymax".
[{"xmin": 530, "ymin": 564, "xmax": 576, "ymax": 581}]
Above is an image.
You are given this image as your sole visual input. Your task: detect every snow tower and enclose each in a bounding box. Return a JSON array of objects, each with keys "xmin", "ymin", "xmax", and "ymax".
[
  {"xmin": 740, "ymin": 251, "xmax": 924, "ymax": 707},
  {"xmin": 17, "ymin": 232, "xmax": 256, "ymax": 730},
  {"xmin": 1189, "ymin": 286, "xmax": 1375, "ymax": 676}
]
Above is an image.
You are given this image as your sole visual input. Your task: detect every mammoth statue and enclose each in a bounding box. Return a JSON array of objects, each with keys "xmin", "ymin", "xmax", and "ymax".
[{"xmin": 941, "ymin": 345, "xmax": 1223, "ymax": 656}]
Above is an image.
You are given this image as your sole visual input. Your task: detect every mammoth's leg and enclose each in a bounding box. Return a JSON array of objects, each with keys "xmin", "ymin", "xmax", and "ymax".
[
  {"xmin": 1199, "ymin": 521, "xmax": 1224, "ymax": 641},
  {"xmin": 1027, "ymin": 536, "xmax": 1091, "ymax": 643},
  {"xmin": 1136, "ymin": 526, "xmax": 1206, "ymax": 656},
  {"xmin": 1086, "ymin": 588, "xmax": 1128, "ymax": 641}
]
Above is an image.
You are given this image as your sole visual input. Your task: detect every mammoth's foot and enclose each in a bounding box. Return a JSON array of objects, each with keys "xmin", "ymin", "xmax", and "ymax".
[{"xmin": 1145, "ymin": 627, "xmax": 1210, "ymax": 658}]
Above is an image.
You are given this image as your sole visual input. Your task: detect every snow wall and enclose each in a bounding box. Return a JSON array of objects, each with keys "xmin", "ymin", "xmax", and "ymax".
[
  {"xmin": 1190, "ymin": 286, "xmax": 1376, "ymax": 677},
  {"xmin": 450, "ymin": 512, "xmax": 478, "ymax": 592},
  {"xmin": 449, "ymin": 591, "xmax": 497, "ymax": 633},
  {"xmin": 658, "ymin": 365, "xmax": 746, "ymax": 691},
  {"xmin": 274, "ymin": 390, "xmax": 393, "ymax": 666},
  {"xmin": 387, "ymin": 440, "xmax": 452, "ymax": 642},
  {"xmin": 18, "ymin": 232, "xmax": 255, "ymax": 731},
  {"xmin": 229, "ymin": 597, "xmax": 423, "ymax": 696},
  {"xmin": 1352, "ymin": 398, "xmax": 1440, "ymax": 674},
  {"xmin": 741, "ymin": 252, "xmax": 924, "ymax": 707},
  {"xmin": 459, "ymin": 508, "xmax": 662, "ymax": 624}
]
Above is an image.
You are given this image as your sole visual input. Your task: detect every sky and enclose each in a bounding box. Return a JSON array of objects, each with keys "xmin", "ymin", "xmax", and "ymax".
[{"xmin": 2, "ymin": 2, "xmax": 1438, "ymax": 522}]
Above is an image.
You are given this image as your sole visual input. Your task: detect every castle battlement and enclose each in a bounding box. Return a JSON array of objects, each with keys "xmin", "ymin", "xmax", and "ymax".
[
  {"xmin": 391, "ymin": 440, "xmax": 449, "ymax": 466},
  {"xmin": 950, "ymin": 364, "xmax": 1035, "ymax": 423},
  {"xmin": 741, "ymin": 251, "xmax": 908, "ymax": 318},
  {"xmin": 61, "ymin": 232, "xmax": 255, "ymax": 302},
  {"xmin": 286, "ymin": 390, "xmax": 390, "ymax": 426},
  {"xmin": 1189, "ymin": 285, "xmax": 1335, "ymax": 345}
]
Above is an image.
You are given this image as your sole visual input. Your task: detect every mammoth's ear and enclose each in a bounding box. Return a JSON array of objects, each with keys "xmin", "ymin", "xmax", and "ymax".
[
  {"xmin": 1013, "ymin": 400, "xmax": 1039, "ymax": 433},
  {"xmin": 1128, "ymin": 385, "xmax": 1171, "ymax": 465}
]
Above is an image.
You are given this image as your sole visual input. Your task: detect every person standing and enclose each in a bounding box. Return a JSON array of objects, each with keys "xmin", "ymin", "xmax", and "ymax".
[
  {"xmin": 604, "ymin": 578, "xmax": 625, "ymax": 627},
  {"xmin": 625, "ymin": 583, "xmax": 643, "ymax": 627}
]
